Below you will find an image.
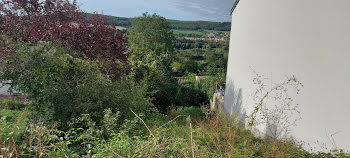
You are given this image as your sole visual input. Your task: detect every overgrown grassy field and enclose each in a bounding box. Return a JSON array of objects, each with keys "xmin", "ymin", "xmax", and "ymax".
[
  {"xmin": 173, "ymin": 29, "xmax": 206, "ymax": 38},
  {"xmin": 1, "ymin": 100, "xmax": 348, "ymax": 157}
]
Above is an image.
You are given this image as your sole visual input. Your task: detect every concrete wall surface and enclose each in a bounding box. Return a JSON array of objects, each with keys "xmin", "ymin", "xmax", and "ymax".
[
  {"xmin": 0, "ymin": 83, "xmax": 10, "ymax": 95},
  {"xmin": 225, "ymin": 0, "xmax": 350, "ymax": 152}
]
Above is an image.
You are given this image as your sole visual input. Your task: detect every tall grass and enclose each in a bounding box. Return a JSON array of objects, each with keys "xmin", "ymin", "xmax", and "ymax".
[{"xmin": 1, "ymin": 102, "xmax": 349, "ymax": 157}]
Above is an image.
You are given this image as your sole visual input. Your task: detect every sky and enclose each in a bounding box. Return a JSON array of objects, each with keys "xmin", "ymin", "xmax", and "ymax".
[{"xmin": 76, "ymin": 0, "xmax": 235, "ymax": 22}]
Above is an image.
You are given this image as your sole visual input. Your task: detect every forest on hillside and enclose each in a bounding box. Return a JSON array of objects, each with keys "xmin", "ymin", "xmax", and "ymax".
[{"xmin": 86, "ymin": 13, "xmax": 232, "ymax": 31}]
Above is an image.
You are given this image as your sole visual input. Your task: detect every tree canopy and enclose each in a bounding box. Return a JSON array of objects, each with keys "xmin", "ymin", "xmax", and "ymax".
[
  {"xmin": 128, "ymin": 13, "xmax": 175, "ymax": 67},
  {"xmin": 0, "ymin": 0, "xmax": 129, "ymax": 81},
  {"xmin": 128, "ymin": 13, "xmax": 178, "ymax": 112}
]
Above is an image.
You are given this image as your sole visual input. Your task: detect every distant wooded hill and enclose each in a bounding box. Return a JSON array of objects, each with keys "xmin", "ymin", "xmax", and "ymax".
[{"xmin": 85, "ymin": 13, "xmax": 231, "ymax": 31}]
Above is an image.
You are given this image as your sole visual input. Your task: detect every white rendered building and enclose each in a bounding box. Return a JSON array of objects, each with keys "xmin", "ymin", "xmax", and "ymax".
[{"xmin": 224, "ymin": 0, "xmax": 350, "ymax": 151}]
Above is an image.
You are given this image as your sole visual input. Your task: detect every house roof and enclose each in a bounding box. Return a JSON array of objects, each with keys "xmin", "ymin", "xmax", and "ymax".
[{"xmin": 230, "ymin": 0, "xmax": 240, "ymax": 14}]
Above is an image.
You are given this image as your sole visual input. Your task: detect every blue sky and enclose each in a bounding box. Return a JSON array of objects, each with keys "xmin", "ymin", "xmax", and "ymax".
[{"xmin": 76, "ymin": 0, "xmax": 235, "ymax": 22}]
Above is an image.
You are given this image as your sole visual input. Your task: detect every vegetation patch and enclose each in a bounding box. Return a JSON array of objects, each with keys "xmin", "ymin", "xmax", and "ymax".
[{"xmin": 0, "ymin": 0, "xmax": 348, "ymax": 157}]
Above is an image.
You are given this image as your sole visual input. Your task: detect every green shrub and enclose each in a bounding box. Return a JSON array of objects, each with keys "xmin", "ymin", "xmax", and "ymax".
[
  {"xmin": 1, "ymin": 42, "xmax": 150, "ymax": 129},
  {"xmin": 93, "ymin": 123, "xmax": 192, "ymax": 158},
  {"xmin": 177, "ymin": 82, "xmax": 208, "ymax": 107},
  {"xmin": 2, "ymin": 106, "xmax": 349, "ymax": 157},
  {"xmin": 129, "ymin": 58, "xmax": 180, "ymax": 113},
  {"xmin": 174, "ymin": 106, "xmax": 204, "ymax": 119},
  {"xmin": 179, "ymin": 60, "xmax": 200, "ymax": 74},
  {"xmin": 0, "ymin": 109, "xmax": 30, "ymax": 143},
  {"xmin": 0, "ymin": 99, "xmax": 25, "ymax": 110},
  {"xmin": 175, "ymin": 73, "xmax": 208, "ymax": 108},
  {"xmin": 93, "ymin": 107, "xmax": 316, "ymax": 158},
  {"xmin": 206, "ymin": 67, "xmax": 225, "ymax": 76},
  {"xmin": 152, "ymin": 81, "xmax": 181, "ymax": 113},
  {"xmin": 202, "ymin": 72, "xmax": 226, "ymax": 100}
]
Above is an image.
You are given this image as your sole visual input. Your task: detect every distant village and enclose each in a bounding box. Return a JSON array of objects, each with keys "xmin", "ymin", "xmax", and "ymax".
[{"xmin": 178, "ymin": 31, "xmax": 230, "ymax": 42}]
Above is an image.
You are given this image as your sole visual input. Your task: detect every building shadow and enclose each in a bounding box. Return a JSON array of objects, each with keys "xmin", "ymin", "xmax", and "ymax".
[{"xmin": 224, "ymin": 79, "xmax": 246, "ymax": 124}]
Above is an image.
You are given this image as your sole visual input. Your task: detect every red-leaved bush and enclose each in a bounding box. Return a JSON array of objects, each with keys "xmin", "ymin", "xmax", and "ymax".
[{"xmin": 0, "ymin": 0, "xmax": 130, "ymax": 80}]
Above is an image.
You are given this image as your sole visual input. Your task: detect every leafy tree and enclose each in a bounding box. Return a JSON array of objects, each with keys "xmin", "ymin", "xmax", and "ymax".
[
  {"xmin": 202, "ymin": 51, "xmax": 228, "ymax": 75},
  {"xmin": 128, "ymin": 13, "xmax": 178, "ymax": 112},
  {"xmin": 179, "ymin": 60, "xmax": 200, "ymax": 74},
  {"xmin": 0, "ymin": 0, "xmax": 129, "ymax": 81},
  {"xmin": 128, "ymin": 13, "xmax": 175, "ymax": 68}
]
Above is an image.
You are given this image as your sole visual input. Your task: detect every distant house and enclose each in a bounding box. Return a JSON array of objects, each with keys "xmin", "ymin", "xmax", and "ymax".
[
  {"xmin": 0, "ymin": 58, "xmax": 10, "ymax": 95},
  {"xmin": 225, "ymin": 0, "xmax": 350, "ymax": 151},
  {"xmin": 0, "ymin": 67, "xmax": 11, "ymax": 95},
  {"xmin": 0, "ymin": 82, "xmax": 9, "ymax": 95}
]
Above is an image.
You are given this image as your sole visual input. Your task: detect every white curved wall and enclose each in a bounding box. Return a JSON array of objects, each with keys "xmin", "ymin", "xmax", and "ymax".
[{"xmin": 225, "ymin": 0, "xmax": 350, "ymax": 151}]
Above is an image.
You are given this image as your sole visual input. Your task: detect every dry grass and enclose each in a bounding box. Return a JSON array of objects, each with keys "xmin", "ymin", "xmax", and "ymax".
[
  {"xmin": 0, "ymin": 138, "xmax": 20, "ymax": 158},
  {"xmin": 137, "ymin": 106, "xmax": 309, "ymax": 158}
]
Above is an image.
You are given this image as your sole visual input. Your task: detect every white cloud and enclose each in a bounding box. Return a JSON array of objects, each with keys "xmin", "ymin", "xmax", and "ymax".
[
  {"xmin": 170, "ymin": 0, "xmax": 235, "ymax": 21},
  {"xmin": 75, "ymin": 0, "xmax": 235, "ymax": 22}
]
